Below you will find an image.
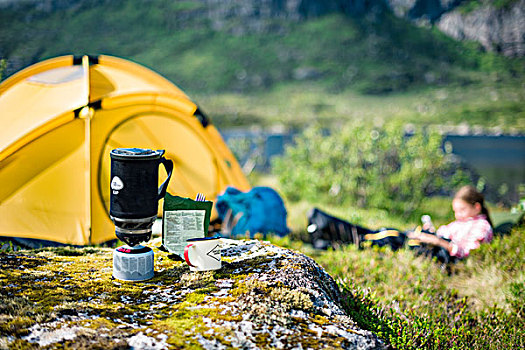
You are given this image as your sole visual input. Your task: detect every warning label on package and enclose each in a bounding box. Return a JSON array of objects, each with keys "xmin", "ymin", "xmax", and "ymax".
[{"xmin": 163, "ymin": 210, "xmax": 205, "ymax": 255}]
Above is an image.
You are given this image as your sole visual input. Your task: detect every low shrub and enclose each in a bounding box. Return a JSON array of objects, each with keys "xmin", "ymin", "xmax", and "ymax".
[{"xmin": 273, "ymin": 121, "xmax": 471, "ymax": 217}]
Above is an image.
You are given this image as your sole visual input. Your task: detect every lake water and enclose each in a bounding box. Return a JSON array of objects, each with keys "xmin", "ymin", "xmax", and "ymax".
[{"xmin": 443, "ymin": 135, "xmax": 525, "ymax": 203}]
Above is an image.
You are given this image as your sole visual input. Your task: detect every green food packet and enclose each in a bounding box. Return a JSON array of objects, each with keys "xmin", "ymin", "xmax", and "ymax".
[{"xmin": 162, "ymin": 193, "xmax": 213, "ymax": 256}]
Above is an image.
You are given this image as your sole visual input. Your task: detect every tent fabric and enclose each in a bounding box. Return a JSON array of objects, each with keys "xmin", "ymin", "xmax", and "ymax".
[
  {"xmin": 215, "ymin": 186, "xmax": 290, "ymax": 238},
  {"xmin": 0, "ymin": 55, "xmax": 250, "ymax": 246}
]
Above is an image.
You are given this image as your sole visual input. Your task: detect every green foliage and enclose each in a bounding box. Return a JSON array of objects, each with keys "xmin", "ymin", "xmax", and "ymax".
[
  {"xmin": 459, "ymin": 0, "xmax": 520, "ymax": 14},
  {"xmin": 273, "ymin": 121, "xmax": 470, "ymax": 217},
  {"xmin": 0, "ymin": 59, "xmax": 6, "ymax": 81},
  {"xmin": 492, "ymin": 0, "xmax": 521, "ymax": 10},
  {"xmin": 458, "ymin": 0, "xmax": 486, "ymax": 14},
  {"xmin": 293, "ymin": 223, "xmax": 525, "ymax": 349}
]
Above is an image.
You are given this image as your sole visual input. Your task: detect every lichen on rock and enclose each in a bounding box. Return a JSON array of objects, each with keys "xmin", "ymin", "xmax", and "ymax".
[{"xmin": 0, "ymin": 239, "xmax": 384, "ymax": 349}]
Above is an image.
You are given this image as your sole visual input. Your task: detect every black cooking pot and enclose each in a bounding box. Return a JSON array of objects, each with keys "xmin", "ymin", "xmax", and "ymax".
[{"xmin": 109, "ymin": 148, "xmax": 173, "ymax": 246}]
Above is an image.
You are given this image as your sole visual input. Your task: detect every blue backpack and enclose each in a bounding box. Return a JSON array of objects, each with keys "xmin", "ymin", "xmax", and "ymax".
[{"xmin": 216, "ymin": 186, "xmax": 290, "ymax": 238}]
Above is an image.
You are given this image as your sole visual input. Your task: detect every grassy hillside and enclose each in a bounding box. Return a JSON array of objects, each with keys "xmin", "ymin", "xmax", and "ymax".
[{"xmin": 1, "ymin": 0, "xmax": 524, "ymax": 130}]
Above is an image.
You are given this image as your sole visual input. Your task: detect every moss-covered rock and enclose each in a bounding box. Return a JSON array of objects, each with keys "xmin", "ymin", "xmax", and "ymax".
[{"xmin": 0, "ymin": 239, "xmax": 384, "ymax": 349}]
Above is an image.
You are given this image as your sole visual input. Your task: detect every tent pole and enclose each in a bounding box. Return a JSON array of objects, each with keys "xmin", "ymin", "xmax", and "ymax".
[{"xmin": 82, "ymin": 55, "xmax": 93, "ymax": 245}]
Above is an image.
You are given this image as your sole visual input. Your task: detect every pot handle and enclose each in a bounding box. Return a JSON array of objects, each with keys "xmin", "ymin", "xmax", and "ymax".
[{"xmin": 158, "ymin": 156, "xmax": 174, "ymax": 200}]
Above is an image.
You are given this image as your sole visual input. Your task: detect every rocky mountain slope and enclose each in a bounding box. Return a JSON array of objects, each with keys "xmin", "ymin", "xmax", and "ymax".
[
  {"xmin": 1, "ymin": 0, "xmax": 523, "ymax": 58},
  {"xmin": 437, "ymin": 0, "xmax": 524, "ymax": 57},
  {"xmin": 386, "ymin": 0, "xmax": 524, "ymax": 57}
]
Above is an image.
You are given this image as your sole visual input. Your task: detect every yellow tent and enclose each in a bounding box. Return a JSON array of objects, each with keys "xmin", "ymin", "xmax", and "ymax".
[{"xmin": 0, "ymin": 55, "xmax": 250, "ymax": 246}]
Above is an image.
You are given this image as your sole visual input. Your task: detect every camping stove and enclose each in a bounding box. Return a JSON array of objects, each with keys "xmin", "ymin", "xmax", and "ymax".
[
  {"xmin": 109, "ymin": 148, "xmax": 173, "ymax": 281},
  {"xmin": 113, "ymin": 245, "xmax": 154, "ymax": 281}
]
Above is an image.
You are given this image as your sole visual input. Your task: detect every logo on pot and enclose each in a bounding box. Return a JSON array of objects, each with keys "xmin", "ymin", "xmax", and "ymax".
[{"xmin": 111, "ymin": 176, "xmax": 124, "ymax": 194}]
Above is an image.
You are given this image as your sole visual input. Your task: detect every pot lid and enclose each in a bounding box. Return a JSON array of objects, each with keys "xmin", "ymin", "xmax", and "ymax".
[{"xmin": 110, "ymin": 148, "xmax": 164, "ymax": 160}]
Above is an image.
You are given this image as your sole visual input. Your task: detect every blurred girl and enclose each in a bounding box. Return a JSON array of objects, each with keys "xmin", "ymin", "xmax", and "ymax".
[{"xmin": 408, "ymin": 185, "xmax": 493, "ymax": 259}]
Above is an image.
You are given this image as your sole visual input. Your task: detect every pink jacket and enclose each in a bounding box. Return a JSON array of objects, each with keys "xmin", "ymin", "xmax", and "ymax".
[{"xmin": 437, "ymin": 214, "xmax": 493, "ymax": 258}]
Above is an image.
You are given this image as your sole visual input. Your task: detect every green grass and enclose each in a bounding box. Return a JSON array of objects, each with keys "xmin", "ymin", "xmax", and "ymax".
[
  {"xmin": 327, "ymin": 227, "xmax": 523, "ymax": 349},
  {"xmin": 194, "ymin": 80, "xmax": 525, "ymax": 130},
  {"xmin": 266, "ymin": 181, "xmax": 524, "ymax": 349},
  {"xmin": 459, "ymin": 0, "xmax": 520, "ymax": 14}
]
